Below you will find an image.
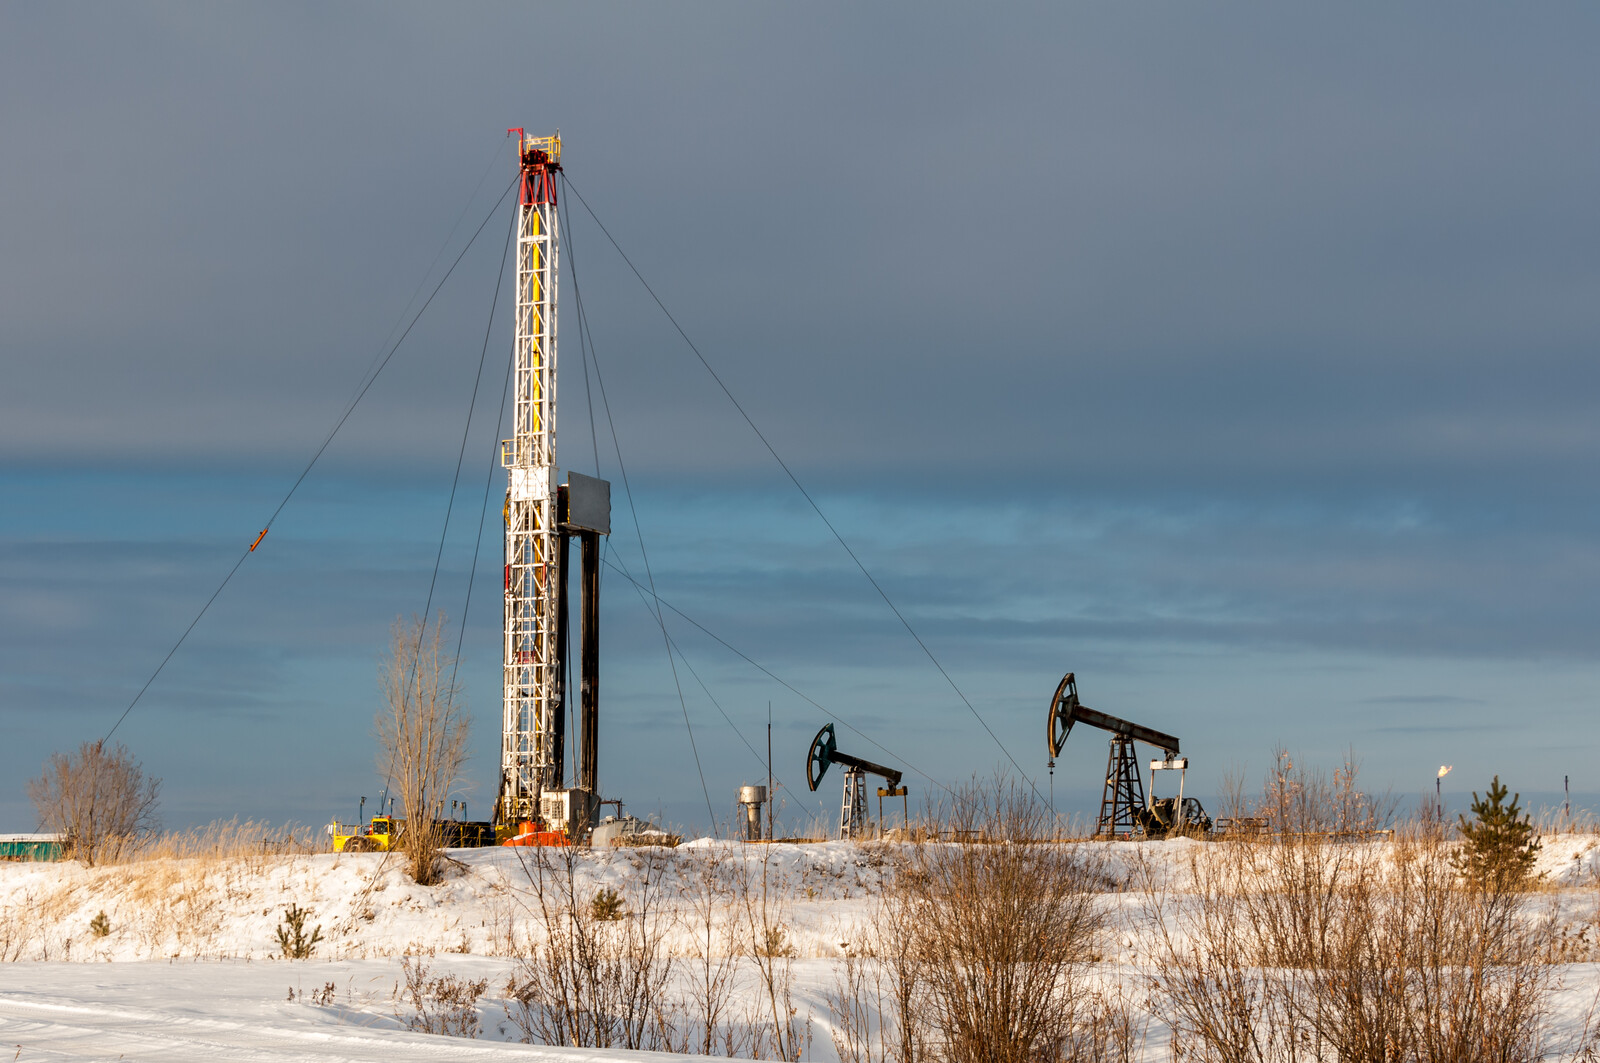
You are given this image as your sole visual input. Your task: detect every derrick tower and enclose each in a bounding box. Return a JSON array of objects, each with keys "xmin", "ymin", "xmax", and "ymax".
[{"xmin": 500, "ymin": 130, "xmax": 562, "ymax": 827}]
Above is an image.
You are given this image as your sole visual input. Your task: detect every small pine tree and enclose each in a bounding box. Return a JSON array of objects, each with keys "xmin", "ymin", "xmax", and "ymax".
[
  {"xmin": 276, "ymin": 903, "xmax": 324, "ymax": 960},
  {"xmin": 590, "ymin": 887, "xmax": 625, "ymax": 922},
  {"xmin": 1454, "ymin": 775, "xmax": 1541, "ymax": 891}
]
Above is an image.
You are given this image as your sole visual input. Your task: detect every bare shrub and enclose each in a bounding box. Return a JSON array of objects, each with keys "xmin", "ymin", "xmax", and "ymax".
[
  {"xmin": 506, "ymin": 846, "xmax": 675, "ymax": 1050},
  {"xmin": 1140, "ymin": 846, "xmax": 1285, "ymax": 1063},
  {"xmin": 826, "ymin": 938, "xmax": 898, "ymax": 1063},
  {"xmin": 28, "ymin": 740, "xmax": 160, "ymax": 866},
  {"xmin": 1257, "ymin": 747, "xmax": 1395, "ymax": 837},
  {"xmin": 1061, "ymin": 985, "xmax": 1150, "ymax": 1063},
  {"xmin": 1142, "ymin": 753, "xmax": 1564, "ymax": 1063},
  {"xmin": 376, "ymin": 613, "xmax": 470, "ymax": 886},
  {"xmin": 875, "ymin": 873, "xmax": 929, "ymax": 1063},
  {"xmin": 0, "ymin": 896, "xmax": 36, "ymax": 962},
  {"xmin": 486, "ymin": 886, "xmax": 520, "ymax": 956},
  {"xmin": 733, "ymin": 847, "xmax": 809, "ymax": 1061},
  {"xmin": 1383, "ymin": 833, "xmax": 1555, "ymax": 1062},
  {"xmin": 676, "ymin": 847, "xmax": 750, "ymax": 1057},
  {"xmin": 398, "ymin": 955, "xmax": 487, "ymax": 1037},
  {"xmin": 883, "ymin": 775, "xmax": 1109, "ymax": 1063}
]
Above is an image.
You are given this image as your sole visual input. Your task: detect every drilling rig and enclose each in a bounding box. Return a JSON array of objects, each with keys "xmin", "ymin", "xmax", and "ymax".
[{"xmin": 498, "ymin": 130, "xmax": 611, "ymax": 844}]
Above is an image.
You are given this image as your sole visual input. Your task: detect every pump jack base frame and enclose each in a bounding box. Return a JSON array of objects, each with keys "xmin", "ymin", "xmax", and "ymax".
[{"xmin": 1095, "ymin": 735, "xmax": 1147, "ymax": 840}]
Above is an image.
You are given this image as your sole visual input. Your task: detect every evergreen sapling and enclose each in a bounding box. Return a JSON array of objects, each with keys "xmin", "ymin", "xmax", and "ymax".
[
  {"xmin": 277, "ymin": 903, "xmax": 324, "ymax": 960},
  {"xmin": 1455, "ymin": 775, "xmax": 1541, "ymax": 891}
]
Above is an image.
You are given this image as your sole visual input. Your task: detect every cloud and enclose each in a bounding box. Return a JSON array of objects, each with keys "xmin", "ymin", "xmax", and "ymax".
[
  {"xmin": 4, "ymin": 6, "xmax": 1600, "ymax": 494},
  {"xmin": 6, "ymin": 6, "xmax": 1600, "ymax": 829}
]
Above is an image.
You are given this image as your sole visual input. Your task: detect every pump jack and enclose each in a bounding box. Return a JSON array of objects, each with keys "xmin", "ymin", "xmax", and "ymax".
[
  {"xmin": 1047, "ymin": 673, "xmax": 1211, "ymax": 839},
  {"xmin": 806, "ymin": 723, "xmax": 908, "ymax": 839}
]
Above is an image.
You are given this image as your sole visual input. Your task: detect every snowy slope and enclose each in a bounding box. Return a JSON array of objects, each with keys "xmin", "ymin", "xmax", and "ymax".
[
  {"xmin": 0, "ymin": 841, "xmax": 891, "ymax": 964},
  {"xmin": 2, "ymin": 963, "xmax": 805, "ymax": 1062},
  {"xmin": 4, "ymin": 836, "xmax": 1600, "ymax": 1060}
]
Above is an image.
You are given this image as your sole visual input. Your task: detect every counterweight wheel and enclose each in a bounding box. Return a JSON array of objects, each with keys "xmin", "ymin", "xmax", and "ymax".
[
  {"xmin": 1048, "ymin": 672, "xmax": 1079, "ymax": 758},
  {"xmin": 806, "ymin": 723, "xmax": 837, "ymax": 792}
]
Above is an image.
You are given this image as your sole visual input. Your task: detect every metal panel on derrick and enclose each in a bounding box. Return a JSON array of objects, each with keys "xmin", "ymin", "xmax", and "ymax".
[{"xmin": 564, "ymin": 470, "xmax": 611, "ymax": 535}]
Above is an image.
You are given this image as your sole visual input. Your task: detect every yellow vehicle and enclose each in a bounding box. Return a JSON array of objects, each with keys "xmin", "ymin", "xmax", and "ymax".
[
  {"xmin": 331, "ymin": 815, "xmax": 398, "ymax": 853},
  {"xmin": 330, "ymin": 815, "xmax": 496, "ymax": 852}
]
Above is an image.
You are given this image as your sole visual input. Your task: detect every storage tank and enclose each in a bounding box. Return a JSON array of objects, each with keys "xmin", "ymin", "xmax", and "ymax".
[{"xmin": 738, "ymin": 785, "xmax": 767, "ymax": 841}]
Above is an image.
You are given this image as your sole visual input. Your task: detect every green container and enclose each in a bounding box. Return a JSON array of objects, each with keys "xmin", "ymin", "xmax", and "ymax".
[{"xmin": 0, "ymin": 834, "xmax": 64, "ymax": 861}]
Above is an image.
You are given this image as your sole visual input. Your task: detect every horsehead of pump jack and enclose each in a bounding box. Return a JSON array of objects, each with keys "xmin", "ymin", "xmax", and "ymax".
[{"xmin": 498, "ymin": 129, "xmax": 613, "ymax": 845}]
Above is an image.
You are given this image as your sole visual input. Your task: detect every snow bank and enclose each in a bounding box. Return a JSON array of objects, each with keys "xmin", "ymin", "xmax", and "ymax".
[
  {"xmin": 5, "ymin": 835, "xmax": 1600, "ymax": 1061},
  {"xmin": 0, "ymin": 840, "xmax": 895, "ymax": 962}
]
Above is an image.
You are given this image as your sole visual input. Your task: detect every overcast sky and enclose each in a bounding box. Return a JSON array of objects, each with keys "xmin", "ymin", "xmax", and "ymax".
[{"xmin": 5, "ymin": 4, "xmax": 1600, "ymax": 834}]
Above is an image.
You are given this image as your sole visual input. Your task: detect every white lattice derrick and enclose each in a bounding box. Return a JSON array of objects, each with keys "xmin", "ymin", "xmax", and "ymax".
[{"xmin": 500, "ymin": 132, "xmax": 561, "ymax": 828}]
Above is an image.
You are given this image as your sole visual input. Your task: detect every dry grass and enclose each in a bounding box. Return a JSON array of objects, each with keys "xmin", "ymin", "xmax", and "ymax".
[
  {"xmin": 495, "ymin": 842, "xmax": 829, "ymax": 1056},
  {"xmin": 884, "ymin": 777, "xmax": 1112, "ymax": 1063},
  {"xmin": 504, "ymin": 844, "xmax": 678, "ymax": 1050},
  {"xmin": 813, "ymin": 776, "xmax": 1119, "ymax": 1063},
  {"xmin": 1138, "ymin": 754, "xmax": 1595, "ymax": 1063},
  {"xmin": 8, "ymin": 769, "xmax": 1600, "ymax": 1059},
  {"xmin": 398, "ymin": 955, "xmax": 488, "ymax": 1037},
  {"xmin": 138, "ymin": 818, "xmax": 318, "ymax": 867},
  {"xmin": 1533, "ymin": 807, "xmax": 1600, "ymax": 837},
  {"xmin": 678, "ymin": 847, "xmax": 750, "ymax": 1056},
  {"xmin": 0, "ymin": 818, "xmax": 325, "ymax": 961}
]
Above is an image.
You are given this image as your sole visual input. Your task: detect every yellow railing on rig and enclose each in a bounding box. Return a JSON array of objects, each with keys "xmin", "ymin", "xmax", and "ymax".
[{"xmin": 522, "ymin": 133, "xmax": 560, "ymax": 162}]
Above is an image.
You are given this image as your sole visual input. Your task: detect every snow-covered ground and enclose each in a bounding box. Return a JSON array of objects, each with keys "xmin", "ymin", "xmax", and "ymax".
[
  {"xmin": 0, "ymin": 840, "xmax": 892, "ymax": 963},
  {"xmin": 0, "ymin": 840, "xmax": 892, "ymax": 1060},
  {"xmin": 0, "ymin": 959, "xmax": 633, "ymax": 1061},
  {"xmin": 4, "ymin": 836, "xmax": 1600, "ymax": 1060}
]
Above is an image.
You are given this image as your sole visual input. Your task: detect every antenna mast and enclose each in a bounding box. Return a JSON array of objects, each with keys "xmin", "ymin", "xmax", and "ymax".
[{"xmin": 500, "ymin": 129, "xmax": 563, "ymax": 828}]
